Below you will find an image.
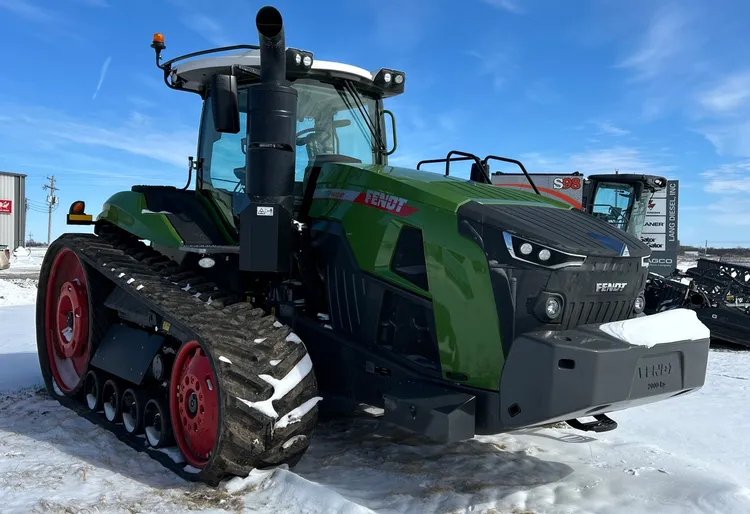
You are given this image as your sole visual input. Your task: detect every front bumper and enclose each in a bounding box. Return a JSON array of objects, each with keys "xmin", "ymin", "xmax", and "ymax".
[{"xmin": 494, "ymin": 308, "xmax": 710, "ymax": 431}]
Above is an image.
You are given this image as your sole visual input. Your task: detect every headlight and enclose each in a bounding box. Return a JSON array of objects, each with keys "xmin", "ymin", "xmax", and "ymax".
[
  {"xmin": 634, "ymin": 293, "xmax": 646, "ymax": 314},
  {"xmin": 503, "ymin": 232, "xmax": 586, "ymax": 269},
  {"xmin": 545, "ymin": 297, "xmax": 562, "ymax": 318}
]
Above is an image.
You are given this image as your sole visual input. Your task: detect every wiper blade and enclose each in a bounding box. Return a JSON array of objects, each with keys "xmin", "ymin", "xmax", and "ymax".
[{"xmin": 342, "ymin": 80, "xmax": 386, "ymax": 153}]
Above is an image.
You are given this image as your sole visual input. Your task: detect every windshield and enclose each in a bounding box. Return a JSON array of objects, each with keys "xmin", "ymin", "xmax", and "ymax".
[
  {"xmin": 197, "ymin": 78, "xmax": 383, "ymax": 226},
  {"xmin": 590, "ymin": 182, "xmax": 653, "ymax": 238},
  {"xmin": 591, "ymin": 182, "xmax": 634, "ymax": 232}
]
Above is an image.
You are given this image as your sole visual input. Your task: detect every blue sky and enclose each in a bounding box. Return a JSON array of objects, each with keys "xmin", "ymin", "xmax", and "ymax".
[{"xmin": 2, "ymin": 0, "xmax": 750, "ymax": 247}]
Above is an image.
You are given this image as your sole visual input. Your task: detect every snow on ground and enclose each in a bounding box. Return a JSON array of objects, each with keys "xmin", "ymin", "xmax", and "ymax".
[
  {"xmin": 2, "ymin": 277, "xmax": 750, "ymax": 513},
  {"xmin": 0, "ymin": 246, "xmax": 46, "ymax": 280}
]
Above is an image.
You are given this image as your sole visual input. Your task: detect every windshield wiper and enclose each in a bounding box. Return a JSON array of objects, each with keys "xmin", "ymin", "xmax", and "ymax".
[{"xmin": 341, "ymin": 80, "xmax": 387, "ymax": 154}]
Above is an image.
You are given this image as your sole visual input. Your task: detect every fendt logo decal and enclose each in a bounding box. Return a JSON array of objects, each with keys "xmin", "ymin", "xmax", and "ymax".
[
  {"xmin": 313, "ymin": 188, "xmax": 418, "ymax": 216},
  {"xmin": 360, "ymin": 190, "xmax": 415, "ymax": 215},
  {"xmin": 595, "ymin": 282, "xmax": 628, "ymax": 292}
]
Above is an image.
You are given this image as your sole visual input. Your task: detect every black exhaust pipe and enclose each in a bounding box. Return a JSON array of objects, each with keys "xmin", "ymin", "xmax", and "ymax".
[{"xmin": 240, "ymin": 5, "xmax": 298, "ymax": 274}]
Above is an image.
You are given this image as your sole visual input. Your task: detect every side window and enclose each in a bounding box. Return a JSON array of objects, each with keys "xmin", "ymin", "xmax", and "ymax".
[
  {"xmin": 391, "ymin": 225, "xmax": 429, "ymax": 291},
  {"xmin": 295, "ymin": 118, "xmax": 314, "ymax": 182},
  {"xmin": 198, "ymin": 90, "xmax": 249, "ymax": 193}
]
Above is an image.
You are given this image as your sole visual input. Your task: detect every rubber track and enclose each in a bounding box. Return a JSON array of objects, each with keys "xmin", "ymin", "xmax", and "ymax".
[{"xmin": 47, "ymin": 230, "xmax": 321, "ymax": 485}]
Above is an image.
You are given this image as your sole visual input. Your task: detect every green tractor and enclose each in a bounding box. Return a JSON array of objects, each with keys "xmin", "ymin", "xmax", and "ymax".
[{"xmin": 37, "ymin": 5, "xmax": 711, "ymax": 485}]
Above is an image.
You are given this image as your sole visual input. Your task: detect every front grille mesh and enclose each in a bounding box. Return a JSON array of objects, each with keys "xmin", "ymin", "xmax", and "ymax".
[{"xmin": 560, "ymin": 299, "xmax": 634, "ymax": 329}]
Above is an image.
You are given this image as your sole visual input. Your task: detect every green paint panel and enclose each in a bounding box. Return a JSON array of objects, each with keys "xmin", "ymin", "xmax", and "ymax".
[
  {"xmin": 97, "ymin": 191, "xmax": 184, "ymax": 247},
  {"xmin": 308, "ymin": 162, "xmax": 571, "ymax": 390}
]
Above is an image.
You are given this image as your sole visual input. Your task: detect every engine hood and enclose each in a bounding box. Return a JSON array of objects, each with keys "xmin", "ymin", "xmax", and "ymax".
[{"xmin": 458, "ymin": 200, "xmax": 651, "ymax": 258}]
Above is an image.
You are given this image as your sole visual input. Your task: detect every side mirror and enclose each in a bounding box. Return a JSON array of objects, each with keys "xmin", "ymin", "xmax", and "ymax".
[
  {"xmin": 210, "ymin": 74, "xmax": 240, "ymax": 134},
  {"xmin": 384, "ymin": 109, "xmax": 397, "ymax": 155}
]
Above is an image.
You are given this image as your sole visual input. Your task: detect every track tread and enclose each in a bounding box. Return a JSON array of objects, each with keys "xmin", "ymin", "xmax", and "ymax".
[{"xmin": 40, "ymin": 229, "xmax": 321, "ymax": 485}]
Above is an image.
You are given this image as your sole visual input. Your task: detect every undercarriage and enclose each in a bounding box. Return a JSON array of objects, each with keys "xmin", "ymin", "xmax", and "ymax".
[{"xmin": 37, "ymin": 224, "xmax": 320, "ymax": 485}]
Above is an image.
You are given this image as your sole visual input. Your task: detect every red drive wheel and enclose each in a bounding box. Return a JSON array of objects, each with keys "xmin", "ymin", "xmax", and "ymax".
[
  {"xmin": 170, "ymin": 340, "xmax": 219, "ymax": 469},
  {"xmin": 43, "ymin": 247, "xmax": 91, "ymax": 394}
]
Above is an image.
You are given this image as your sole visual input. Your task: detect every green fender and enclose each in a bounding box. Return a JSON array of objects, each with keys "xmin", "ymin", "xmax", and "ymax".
[{"xmin": 97, "ymin": 191, "xmax": 183, "ymax": 248}]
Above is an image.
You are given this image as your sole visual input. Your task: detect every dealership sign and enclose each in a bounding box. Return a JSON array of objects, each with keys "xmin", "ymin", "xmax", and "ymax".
[
  {"xmin": 0, "ymin": 200, "xmax": 11, "ymax": 214},
  {"xmin": 640, "ymin": 181, "xmax": 678, "ymax": 276}
]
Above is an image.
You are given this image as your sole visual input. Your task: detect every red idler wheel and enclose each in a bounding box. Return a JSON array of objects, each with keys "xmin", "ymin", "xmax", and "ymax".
[
  {"xmin": 43, "ymin": 247, "xmax": 91, "ymax": 393},
  {"xmin": 169, "ymin": 340, "xmax": 219, "ymax": 469}
]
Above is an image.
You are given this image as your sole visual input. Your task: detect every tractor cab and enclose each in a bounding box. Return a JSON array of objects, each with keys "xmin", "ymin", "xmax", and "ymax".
[
  {"xmin": 150, "ymin": 35, "xmax": 404, "ymax": 234},
  {"xmin": 581, "ymin": 174, "xmax": 666, "ymax": 238}
]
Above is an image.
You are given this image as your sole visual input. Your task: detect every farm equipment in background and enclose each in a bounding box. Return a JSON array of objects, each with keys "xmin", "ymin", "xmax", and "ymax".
[
  {"xmin": 36, "ymin": 5, "xmax": 711, "ymax": 486},
  {"xmin": 644, "ymin": 259, "xmax": 750, "ymax": 348}
]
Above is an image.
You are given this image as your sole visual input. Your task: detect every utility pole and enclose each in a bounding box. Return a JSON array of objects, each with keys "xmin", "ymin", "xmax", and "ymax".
[{"xmin": 42, "ymin": 176, "xmax": 59, "ymax": 245}]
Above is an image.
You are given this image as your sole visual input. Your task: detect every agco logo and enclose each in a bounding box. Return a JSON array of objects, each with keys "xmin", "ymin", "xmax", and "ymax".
[{"xmin": 595, "ymin": 282, "xmax": 628, "ymax": 292}]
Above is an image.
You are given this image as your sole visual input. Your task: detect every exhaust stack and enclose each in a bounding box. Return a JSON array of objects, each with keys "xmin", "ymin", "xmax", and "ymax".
[{"xmin": 240, "ymin": 5, "xmax": 298, "ymax": 274}]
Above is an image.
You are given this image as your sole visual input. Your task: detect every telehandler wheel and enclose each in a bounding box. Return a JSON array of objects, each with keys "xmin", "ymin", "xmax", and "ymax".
[{"xmin": 36, "ymin": 245, "xmax": 93, "ymax": 396}]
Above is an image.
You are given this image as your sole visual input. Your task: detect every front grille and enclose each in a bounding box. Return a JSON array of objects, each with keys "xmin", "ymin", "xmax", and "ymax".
[{"xmin": 560, "ymin": 299, "xmax": 634, "ymax": 330}]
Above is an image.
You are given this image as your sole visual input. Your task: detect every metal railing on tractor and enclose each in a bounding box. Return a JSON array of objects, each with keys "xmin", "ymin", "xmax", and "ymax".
[{"xmin": 416, "ymin": 150, "xmax": 541, "ymax": 195}]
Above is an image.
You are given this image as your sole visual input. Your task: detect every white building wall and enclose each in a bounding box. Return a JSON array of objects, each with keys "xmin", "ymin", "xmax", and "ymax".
[{"xmin": 0, "ymin": 172, "xmax": 26, "ymax": 249}]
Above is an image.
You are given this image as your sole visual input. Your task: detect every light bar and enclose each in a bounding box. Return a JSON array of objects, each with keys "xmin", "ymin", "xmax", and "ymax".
[
  {"xmin": 374, "ymin": 68, "xmax": 405, "ymax": 93},
  {"xmin": 285, "ymin": 47, "xmax": 314, "ymax": 72}
]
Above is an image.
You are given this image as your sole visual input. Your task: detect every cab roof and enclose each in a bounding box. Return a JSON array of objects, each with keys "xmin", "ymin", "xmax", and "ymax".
[{"xmin": 170, "ymin": 49, "xmax": 403, "ymax": 98}]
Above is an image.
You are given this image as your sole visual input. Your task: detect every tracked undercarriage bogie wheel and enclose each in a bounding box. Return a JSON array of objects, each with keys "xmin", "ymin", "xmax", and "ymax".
[
  {"xmin": 122, "ymin": 388, "xmax": 146, "ymax": 435},
  {"xmin": 84, "ymin": 370, "xmax": 102, "ymax": 412},
  {"xmin": 144, "ymin": 397, "xmax": 174, "ymax": 448},
  {"xmin": 102, "ymin": 378, "xmax": 122, "ymax": 423},
  {"xmin": 39, "ymin": 230, "xmax": 322, "ymax": 484}
]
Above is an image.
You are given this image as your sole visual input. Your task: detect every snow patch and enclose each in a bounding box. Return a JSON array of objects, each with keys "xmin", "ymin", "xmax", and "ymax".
[
  {"xmin": 286, "ymin": 332, "xmax": 302, "ymax": 344},
  {"xmin": 270, "ymin": 359, "xmax": 281, "ymax": 366},
  {"xmin": 236, "ymin": 354, "xmax": 315, "ymax": 419},
  {"xmin": 0, "ymin": 279, "xmax": 37, "ymax": 307},
  {"xmin": 254, "ymin": 337, "xmax": 267, "ymax": 344},
  {"xmin": 219, "ymin": 355, "xmax": 232, "ymax": 364},
  {"xmin": 599, "ymin": 308, "xmax": 711, "ymax": 348},
  {"xmin": 86, "ymin": 393, "xmax": 97, "ymax": 410},
  {"xmin": 183, "ymin": 465, "xmax": 202, "ymax": 474},
  {"xmin": 273, "ymin": 321, "xmax": 283, "ymax": 328},
  {"xmin": 282, "ymin": 435, "xmax": 307, "ymax": 449},
  {"xmin": 275, "ymin": 396, "xmax": 323, "ymax": 430}
]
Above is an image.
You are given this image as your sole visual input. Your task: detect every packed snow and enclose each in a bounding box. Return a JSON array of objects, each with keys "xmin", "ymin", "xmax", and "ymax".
[
  {"xmin": 599, "ymin": 308, "xmax": 711, "ymax": 347},
  {"xmin": 2, "ymin": 255, "xmax": 750, "ymax": 513}
]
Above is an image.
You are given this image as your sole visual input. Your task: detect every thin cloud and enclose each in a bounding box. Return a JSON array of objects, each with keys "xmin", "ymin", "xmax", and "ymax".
[
  {"xmin": 698, "ymin": 122, "xmax": 750, "ymax": 158},
  {"xmin": 479, "ymin": 0, "xmax": 522, "ymax": 14},
  {"xmin": 92, "ymin": 56, "xmax": 112, "ymax": 101},
  {"xmin": 518, "ymin": 146, "xmax": 676, "ymax": 176},
  {"xmin": 701, "ymin": 160, "xmax": 750, "ymax": 194},
  {"xmin": 616, "ymin": 3, "xmax": 690, "ymax": 81},
  {"xmin": 698, "ymin": 71, "xmax": 750, "ymax": 115},
  {"xmin": 0, "ymin": 103, "xmax": 196, "ymax": 169},
  {"xmin": 591, "ymin": 120, "xmax": 630, "ymax": 136},
  {"xmin": 0, "ymin": 0, "xmax": 53, "ymax": 23},
  {"xmin": 181, "ymin": 13, "xmax": 232, "ymax": 47}
]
